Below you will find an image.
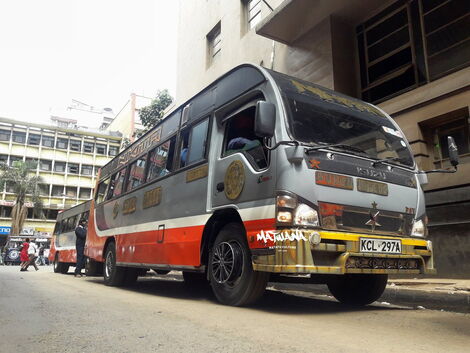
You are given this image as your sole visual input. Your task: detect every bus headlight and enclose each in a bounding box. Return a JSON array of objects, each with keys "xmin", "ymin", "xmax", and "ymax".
[
  {"xmin": 411, "ymin": 219, "xmax": 426, "ymax": 237},
  {"xmin": 294, "ymin": 204, "xmax": 319, "ymax": 227}
]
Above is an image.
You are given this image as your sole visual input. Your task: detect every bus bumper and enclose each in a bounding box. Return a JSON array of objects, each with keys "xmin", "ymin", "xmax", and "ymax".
[{"xmin": 251, "ymin": 229, "xmax": 436, "ymax": 275}]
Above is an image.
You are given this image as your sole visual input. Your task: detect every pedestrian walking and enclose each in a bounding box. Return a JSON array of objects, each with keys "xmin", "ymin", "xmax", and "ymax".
[
  {"xmin": 38, "ymin": 244, "xmax": 45, "ymax": 265},
  {"xmin": 74, "ymin": 219, "xmax": 87, "ymax": 277},
  {"xmin": 24, "ymin": 240, "xmax": 39, "ymax": 271},
  {"xmin": 20, "ymin": 238, "xmax": 30, "ymax": 271}
]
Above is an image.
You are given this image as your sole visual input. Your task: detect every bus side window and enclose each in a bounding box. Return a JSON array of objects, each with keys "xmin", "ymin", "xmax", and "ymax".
[
  {"xmin": 223, "ymin": 106, "xmax": 267, "ymax": 169},
  {"xmin": 95, "ymin": 178, "xmax": 110, "ymax": 204},
  {"xmin": 53, "ymin": 221, "xmax": 61, "ymax": 235},
  {"xmin": 179, "ymin": 118, "xmax": 209, "ymax": 168},
  {"xmin": 147, "ymin": 137, "xmax": 175, "ymax": 181},
  {"xmin": 81, "ymin": 211, "xmax": 89, "ymax": 222},
  {"xmin": 108, "ymin": 168, "xmax": 126, "ymax": 199},
  {"xmin": 127, "ymin": 155, "xmax": 147, "ymax": 192}
]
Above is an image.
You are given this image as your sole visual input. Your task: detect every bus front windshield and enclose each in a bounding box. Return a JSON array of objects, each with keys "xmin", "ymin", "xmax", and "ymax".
[{"xmin": 283, "ymin": 94, "xmax": 414, "ymax": 167}]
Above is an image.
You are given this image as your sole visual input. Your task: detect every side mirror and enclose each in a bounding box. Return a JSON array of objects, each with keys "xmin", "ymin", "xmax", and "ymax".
[
  {"xmin": 254, "ymin": 101, "xmax": 275, "ymax": 138},
  {"xmin": 448, "ymin": 136, "xmax": 459, "ymax": 167}
]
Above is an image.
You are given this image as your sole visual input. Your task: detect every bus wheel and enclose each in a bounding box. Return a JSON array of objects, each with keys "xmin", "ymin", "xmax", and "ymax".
[
  {"xmin": 60, "ymin": 264, "xmax": 69, "ymax": 274},
  {"xmin": 327, "ymin": 274, "xmax": 388, "ymax": 306},
  {"xmin": 123, "ymin": 268, "xmax": 139, "ymax": 286},
  {"xmin": 208, "ymin": 223, "xmax": 268, "ymax": 306},
  {"xmin": 85, "ymin": 258, "xmax": 103, "ymax": 277},
  {"xmin": 53, "ymin": 254, "xmax": 60, "ymax": 273},
  {"xmin": 103, "ymin": 242, "xmax": 126, "ymax": 286}
]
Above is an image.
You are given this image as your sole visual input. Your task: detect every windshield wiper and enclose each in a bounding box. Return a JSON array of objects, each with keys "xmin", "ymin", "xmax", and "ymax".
[
  {"xmin": 371, "ymin": 156, "xmax": 404, "ymax": 166},
  {"xmin": 305, "ymin": 143, "xmax": 367, "ymax": 155}
]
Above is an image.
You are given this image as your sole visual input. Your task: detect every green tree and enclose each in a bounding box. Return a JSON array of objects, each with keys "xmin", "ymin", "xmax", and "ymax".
[
  {"xmin": 139, "ymin": 89, "xmax": 173, "ymax": 130},
  {"xmin": 0, "ymin": 160, "xmax": 44, "ymax": 243}
]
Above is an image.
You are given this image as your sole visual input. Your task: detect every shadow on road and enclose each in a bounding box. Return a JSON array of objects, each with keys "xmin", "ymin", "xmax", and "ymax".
[{"xmin": 83, "ymin": 274, "xmax": 406, "ymax": 315}]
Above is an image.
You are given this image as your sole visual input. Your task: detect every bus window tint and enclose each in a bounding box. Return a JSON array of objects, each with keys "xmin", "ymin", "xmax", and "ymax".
[
  {"xmin": 179, "ymin": 131, "xmax": 190, "ymax": 168},
  {"xmin": 96, "ymin": 178, "xmax": 110, "ymax": 203},
  {"xmin": 111, "ymin": 168, "xmax": 127, "ymax": 198},
  {"xmin": 127, "ymin": 156, "xmax": 147, "ymax": 191},
  {"xmin": 187, "ymin": 119, "xmax": 209, "ymax": 164},
  {"xmin": 147, "ymin": 139, "xmax": 174, "ymax": 181}
]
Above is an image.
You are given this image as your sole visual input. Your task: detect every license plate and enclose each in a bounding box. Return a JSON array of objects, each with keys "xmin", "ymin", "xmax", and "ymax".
[{"xmin": 360, "ymin": 238, "xmax": 402, "ymax": 254}]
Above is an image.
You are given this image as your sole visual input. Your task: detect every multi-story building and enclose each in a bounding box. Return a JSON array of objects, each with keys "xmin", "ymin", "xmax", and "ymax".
[
  {"xmin": 0, "ymin": 117, "xmax": 122, "ymax": 236},
  {"xmin": 176, "ymin": 0, "xmax": 470, "ymax": 276},
  {"xmin": 105, "ymin": 93, "xmax": 152, "ymax": 145}
]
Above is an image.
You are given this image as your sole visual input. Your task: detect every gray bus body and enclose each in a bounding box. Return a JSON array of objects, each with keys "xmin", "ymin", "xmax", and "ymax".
[{"xmin": 88, "ymin": 64, "xmax": 434, "ymax": 306}]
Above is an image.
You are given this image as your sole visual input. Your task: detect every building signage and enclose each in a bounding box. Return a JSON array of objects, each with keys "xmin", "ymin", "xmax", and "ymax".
[{"xmin": 0, "ymin": 226, "xmax": 11, "ymax": 235}]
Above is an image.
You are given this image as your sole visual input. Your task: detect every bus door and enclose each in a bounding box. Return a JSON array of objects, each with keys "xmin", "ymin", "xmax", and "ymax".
[{"xmin": 211, "ymin": 100, "xmax": 274, "ymax": 216}]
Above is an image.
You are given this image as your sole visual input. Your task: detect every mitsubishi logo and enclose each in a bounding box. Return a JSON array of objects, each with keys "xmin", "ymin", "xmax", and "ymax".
[{"xmin": 365, "ymin": 201, "xmax": 381, "ymax": 232}]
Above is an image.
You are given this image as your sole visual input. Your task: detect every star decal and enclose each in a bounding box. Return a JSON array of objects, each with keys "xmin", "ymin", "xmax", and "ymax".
[{"xmin": 309, "ymin": 159, "xmax": 321, "ymax": 169}]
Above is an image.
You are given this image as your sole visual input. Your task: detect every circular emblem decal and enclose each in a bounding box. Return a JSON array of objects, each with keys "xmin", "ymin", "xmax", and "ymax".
[
  {"xmin": 224, "ymin": 160, "xmax": 245, "ymax": 200},
  {"xmin": 113, "ymin": 202, "xmax": 120, "ymax": 219}
]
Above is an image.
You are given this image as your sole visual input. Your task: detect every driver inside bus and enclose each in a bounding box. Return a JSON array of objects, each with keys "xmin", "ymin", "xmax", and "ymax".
[{"xmin": 226, "ymin": 113, "xmax": 260, "ymax": 153}]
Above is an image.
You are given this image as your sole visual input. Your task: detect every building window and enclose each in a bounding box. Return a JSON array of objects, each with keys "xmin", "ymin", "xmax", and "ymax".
[
  {"xmin": 356, "ymin": 0, "xmax": 470, "ymax": 104},
  {"xmin": 65, "ymin": 186, "xmax": 77, "ymax": 198},
  {"xmin": 0, "ymin": 154, "xmax": 8, "ymax": 164},
  {"xmin": 81, "ymin": 164, "xmax": 93, "ymax": 176},
  {"xmin": 54, "ymin": 161, "xmax": 66, "ymax": 173},
  {"xmin": 56, "ymin": 138, "xmax": 68, "ymax": 150},
  {"xmin": 420, "ymin": 0, "xmax": 470, "ymax": 80},
  {"xmin": 109, "ymin": 145, "xmax": 119, "ymax": 156},
  {"xmin": 207, "ymin": 21, "xmax": 222, "ymax": 65},
  {"xmin": 83, "ymin": 141, "xmax": 94, "ymax": 153},
  {"xmin": 0, "ymin": 129, "xmax": 11, "ymax": 141},
  {"xmin": 12, "ymin": 131, "xmax": 26, "ymax": 144},
  {"xmin": 245, "ymin": 0, "xmax": 262, "ymax": 30},
  {"xmin": 45, "ymin": 209, "xmax": 59, "ymax": 220},
  {"xmin": 1, "ymin": 206, "xmax": 12, "ymax": 217},
  {"xmin": 79, "ymin": 187, "xmax": 92, "ymax": 199},
  {"xmin": 51, "ymin": 185, "xmax": 64, "ymax": 197},
  {"xmin": 42, "ymin": 135, "xmax": 55, "ymax": 148},
  {"xmin": 5, "ymin": 181, "xmax": 15, "ymax": 193},
  {"xmin": 96, "ymin": 144, "xmax": 107, "ymax": 155},
  {"xmin": 9, "ymin": 156, "xmax": 22, "ymax": 166},
  {"xmin": 68, "ymin": 163, "xmax": 79, "ymax": 174},
  {"xmin": 27, "ymin": 133, "xmax": 41, "ymax": 145},
  {"xmin": 420, "ymin": 108, "xmax": 470, "ymax": 169},
  {"xmin": 38, "ymin": 184, "xmax": 50, "ymax": 196},
  {"xmin": 39, "ymin": 159, "xmax": 52, "ymax": 171},
  {"xmin": 70, "ymin": 139, "xmax": 81, "ymax": 152}
]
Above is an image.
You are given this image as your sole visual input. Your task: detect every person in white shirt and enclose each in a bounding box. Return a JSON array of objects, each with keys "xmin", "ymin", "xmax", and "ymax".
[{"xmin": 24, "ymin": 241, "xmax": 39, "ymax": 271}]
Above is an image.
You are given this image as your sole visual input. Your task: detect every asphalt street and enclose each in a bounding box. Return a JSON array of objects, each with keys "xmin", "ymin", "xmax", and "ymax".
[{"xmin": 1, "ymin": 266, "xmax": 469, "ymax": 353}]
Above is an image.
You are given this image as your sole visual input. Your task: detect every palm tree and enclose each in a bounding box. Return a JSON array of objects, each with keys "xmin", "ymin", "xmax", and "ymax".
[{"xmin": 0, "ymin": 160, "xmax": 44, "ymax": 244}]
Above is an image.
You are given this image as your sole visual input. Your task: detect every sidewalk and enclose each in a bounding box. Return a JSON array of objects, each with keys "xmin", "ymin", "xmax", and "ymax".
[{"xmin": 269, "ymin": 277, "xmax": 470, "ymax": 314}]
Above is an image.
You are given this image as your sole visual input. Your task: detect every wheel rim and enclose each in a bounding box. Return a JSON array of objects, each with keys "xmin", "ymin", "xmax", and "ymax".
[
  {"xmin": 211, "ymin": 241, "xmax": 243, "ymax": 284},
  {"xmin": 105, "ymin": 250, "xmax": 114, "ymax": 279}
]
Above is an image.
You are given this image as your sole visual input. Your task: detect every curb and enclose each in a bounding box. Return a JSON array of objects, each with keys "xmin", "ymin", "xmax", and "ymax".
[{"xmin": 269, "ymin": 282, "xmax": 470, "ymax": 313}]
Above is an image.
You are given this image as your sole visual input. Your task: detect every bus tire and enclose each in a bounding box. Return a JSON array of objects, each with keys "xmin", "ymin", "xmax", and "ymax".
[
  {"xmin": 60, "ymin": 264, "xmax": 69, "ymax": 274},
  {"xmin": 208, "ymin": 223, "xmax": 268, "ymax": 306},
  {"xmin": 327, "ymin": 274, "xmax": 388, "ymax": 306},
  {"xmin": 85, "ymin": 258, "xmax": 103, "ymax": 276},
  {"xmin": 53, "ymin": 254, "xmax": 60, "ymax": 273},
  {"xmin": 103, "ymin": 242, "xmax": 126, "ymax": 286},
  {"xmin": 123, "ymin": 268, "xmax": 139, "ymax": 286}
]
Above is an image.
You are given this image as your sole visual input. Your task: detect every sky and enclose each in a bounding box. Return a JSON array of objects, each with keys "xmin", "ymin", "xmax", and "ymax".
[{"xmin": 0, "ymin": 0, "xmax": 178, "ymax": 128}]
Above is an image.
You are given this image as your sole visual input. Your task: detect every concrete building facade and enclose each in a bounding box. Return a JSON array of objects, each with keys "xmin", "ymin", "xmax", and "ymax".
[
  {"xmin": 105, "ymin": 93, "xmax": 152, "ymax": 145},
  {"xmin": 0, "ymin": 117, "xmax": 121, "ymax": 236},
  {"xmin": 176, "ymin": 0, "xmax": 470, "ymax": 276}
]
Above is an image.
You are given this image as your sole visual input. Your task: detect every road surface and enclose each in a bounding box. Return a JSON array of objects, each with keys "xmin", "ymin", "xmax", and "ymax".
[{"xmin": 1, "ymin": 266, "xmax": 469, "ymax": 353}]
